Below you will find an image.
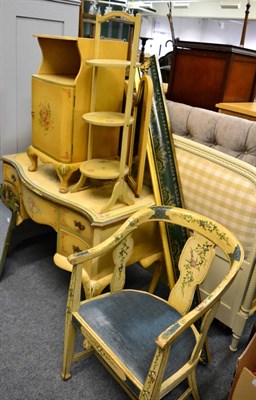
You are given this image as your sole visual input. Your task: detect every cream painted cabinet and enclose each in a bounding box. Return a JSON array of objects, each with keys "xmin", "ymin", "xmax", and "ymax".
[
  {"xmin": 27, "ymin": 34, "xmax": 128, "ymax": 193},
  {"xmin": 32, "ymin": 78, "xmax": 75, "ymax": 163}
]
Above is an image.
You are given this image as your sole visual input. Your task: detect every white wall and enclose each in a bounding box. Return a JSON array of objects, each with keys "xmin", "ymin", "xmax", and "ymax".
[
  {"xmin": 155, "ymin": 0, "xmax": 256, "ymax": 19},
  {"xmin": 141, "ymin": 15, "xmax": 256, "ymax": 57},
  {"xmin": 0, "ymin": 0, "xmax": 80, "ymax": 165}
]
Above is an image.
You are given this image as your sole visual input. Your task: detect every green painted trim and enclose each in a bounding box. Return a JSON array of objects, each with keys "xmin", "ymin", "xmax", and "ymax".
[{"xmin": 148, "ymin": 55, "xmax": 188, "ymax": 280}]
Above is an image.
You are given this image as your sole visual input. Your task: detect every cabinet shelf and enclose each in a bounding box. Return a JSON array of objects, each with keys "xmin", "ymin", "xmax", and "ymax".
[
  {"xmin": 80, "ymin": 159, "xmax": 129, "ymax": 180},
  {"xmin": 86, "ymin": 59, "xmax": 130, "ymax": 68},
  {"xmin": 33, "ymin": 74, "xmax": 76, "ymax": 86},
  {"xmin": 83, "ymin": 112, "xmax": 134, "ymax": 126}
]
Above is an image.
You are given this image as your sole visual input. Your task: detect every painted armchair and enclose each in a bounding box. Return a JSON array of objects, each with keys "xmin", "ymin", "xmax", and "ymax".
[{"xmin": 61, "ymin": 205, "xmax": 243, "ymax": 399}]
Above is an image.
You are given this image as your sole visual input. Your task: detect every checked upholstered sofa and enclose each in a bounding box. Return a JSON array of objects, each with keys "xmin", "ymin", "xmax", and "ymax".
[{"xmin": 165, "ymin": 101, "xmax": 256, "ymax": 351}]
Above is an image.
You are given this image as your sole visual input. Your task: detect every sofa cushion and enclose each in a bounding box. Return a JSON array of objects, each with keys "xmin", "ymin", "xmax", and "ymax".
[
  {"xmin": 167, "ymin": 100, "xmax": 256, "ymax": 167},
  {"xmin": 187, "ymin": 107, "xmax": 219, "ymax": 146}
]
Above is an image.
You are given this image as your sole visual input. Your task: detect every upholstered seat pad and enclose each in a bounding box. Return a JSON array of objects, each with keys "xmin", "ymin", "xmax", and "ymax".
[{"xmin": 76, "ymin": 290, "xmax": 196, "ymax": 384}]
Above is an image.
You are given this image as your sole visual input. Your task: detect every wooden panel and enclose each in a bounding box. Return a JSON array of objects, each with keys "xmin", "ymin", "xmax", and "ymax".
[
  {"xmin": 32, "ymin": 77, "xmax": 74, "ymax": 162},
  {"xmin": 224, "ymin": 57, "xmax": 256, "ymax": 102},
  {"xmin": 170, "ymin": 51, "xmax": 227, "ymax": 110},
  {"xmin": 167, "ymin": 41, "xmax": 256, "ymax": 111}
]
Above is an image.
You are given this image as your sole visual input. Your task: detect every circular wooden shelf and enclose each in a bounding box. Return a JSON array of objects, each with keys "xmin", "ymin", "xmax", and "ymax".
[
  {"xmin": 83, "ymin": 112, "xmax": 134, "ymax": 127},
  {"xmin": 86, "ymin": 59, "xmax": 131, "ymax": 68},
  {"xmin": 80, "ymin": 159, "xmax": 129, "ymax": 180}
]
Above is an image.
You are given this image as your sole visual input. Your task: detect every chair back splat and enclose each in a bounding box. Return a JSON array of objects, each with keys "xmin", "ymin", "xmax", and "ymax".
[{"xmin": 61, "ymin": 205, "xmax": 243, "ymax": 399}]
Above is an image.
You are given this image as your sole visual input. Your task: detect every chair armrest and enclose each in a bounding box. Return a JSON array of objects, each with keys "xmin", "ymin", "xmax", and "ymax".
[
  {"xmin": 68, "ymin": 221, "xmax": 135, "ymax": 266},
  {"xmin": 156, "ymin": 303, "xmax": 208, "ymax": 350},
  {"xmin": 156, "ymin": 254, "xmax": 241, "ymax": 350}
]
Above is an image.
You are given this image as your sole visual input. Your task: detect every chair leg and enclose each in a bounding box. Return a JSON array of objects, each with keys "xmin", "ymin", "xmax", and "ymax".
[
  {"xmin": 187, "ymin": 369, "xmax": 200, "ymax": 400},
  {"xmin": 61, "ymin": 321, "xmax": 77, "ymax": 380}
]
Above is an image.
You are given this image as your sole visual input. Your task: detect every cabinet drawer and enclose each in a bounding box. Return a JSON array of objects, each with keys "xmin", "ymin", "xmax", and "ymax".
[
  {"xmin": 60, "ymin": 207, "xmax": 92, "ymax": 243},
  {"xmin": 3, "ymin": 164, "xmax": 20, "ymax": 192},
  {"xmin": 58, "ymin": 229, "xmax": 90, "ymax": 257},
  {"xmin": 2, "ymin": 180, "xmax": 20, "ymax": 201},
  {"xmin": 22, "ymin": 186, "xmax": 58, "ymax": 230}
]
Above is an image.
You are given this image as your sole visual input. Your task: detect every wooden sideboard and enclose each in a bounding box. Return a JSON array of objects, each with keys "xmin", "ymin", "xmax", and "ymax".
[
  {"xmin": 216, "ymin": 102, "xmax": 256, "ymax": 121},
  {"xmin": 167, "ymin": 41, "xmax": 256, "ymax": 111},
  {"xmin": 1, "ymin": 153, "xmax": 159, "ymax": 297}
]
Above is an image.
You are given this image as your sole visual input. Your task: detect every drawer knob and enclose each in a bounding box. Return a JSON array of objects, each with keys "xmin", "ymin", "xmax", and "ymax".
[
  {"xmin": 11, "ymin": 174, "xmax": 16, "ymax": 183},
  {"xmin": 74, "ymin": 220, "xmax": 85, "ymax": 231},
  {"xmin": 72, "ymin": 245, "xmax": 82, "ymax": 253}
]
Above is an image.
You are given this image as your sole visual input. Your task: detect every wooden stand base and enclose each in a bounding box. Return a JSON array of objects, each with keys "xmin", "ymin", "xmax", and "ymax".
[{"xmin": 70, "ymin": 159, "xmax": 134, "ymax": 212}]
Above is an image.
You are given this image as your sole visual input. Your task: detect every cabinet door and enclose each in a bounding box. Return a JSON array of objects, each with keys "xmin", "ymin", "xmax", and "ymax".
[{"xmin": 32, "ymin": 77, "xmax": 74, "ymax": 162}]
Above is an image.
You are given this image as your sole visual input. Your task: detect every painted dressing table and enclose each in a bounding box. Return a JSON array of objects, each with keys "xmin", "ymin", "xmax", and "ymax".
[{"xmin": 1, "ymin": 152, "xmax": 159, "ymax": 297}]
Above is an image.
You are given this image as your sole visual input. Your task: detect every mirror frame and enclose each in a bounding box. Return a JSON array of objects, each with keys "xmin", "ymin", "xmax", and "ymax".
[{"xmin": 145, "ymin": 54, "xmax": 188, "ymax": 287}]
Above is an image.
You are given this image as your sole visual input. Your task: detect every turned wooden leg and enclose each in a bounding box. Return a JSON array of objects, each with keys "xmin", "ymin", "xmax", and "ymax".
[{"xmin": 230, "ymin": 262, "xmax": 256, "ymax": 351}]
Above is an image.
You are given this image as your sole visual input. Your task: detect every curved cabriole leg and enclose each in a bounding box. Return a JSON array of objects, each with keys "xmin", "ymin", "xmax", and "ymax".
[
  {"xmin": 55, "ymin": 164, "xmax": 78, "ymax": 194},
  {"xmin": 27, "ymin": 145, "xmax": 38, "ymax": 172}
]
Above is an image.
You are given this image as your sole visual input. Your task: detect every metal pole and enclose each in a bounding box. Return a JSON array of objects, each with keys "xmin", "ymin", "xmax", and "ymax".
[{"xmin": 240, "ymin": 1, "xmax": 251, "ymax": 47}]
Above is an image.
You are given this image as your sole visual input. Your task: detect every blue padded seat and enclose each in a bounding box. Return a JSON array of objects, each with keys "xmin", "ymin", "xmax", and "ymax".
[{"xmin": 76, "ymin": 290, "xmax": 196, "ymax": 384}]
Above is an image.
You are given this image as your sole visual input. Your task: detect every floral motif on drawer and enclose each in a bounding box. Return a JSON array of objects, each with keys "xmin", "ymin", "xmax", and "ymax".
[{"xmin": 22, "ymin": 186, "xmax": 58, "ymax": 230}]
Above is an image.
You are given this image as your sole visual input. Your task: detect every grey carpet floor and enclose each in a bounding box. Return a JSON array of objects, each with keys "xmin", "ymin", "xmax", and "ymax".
[{"xmin": 0, "ymin": 228, "xmax": 255, "ymax": 400}]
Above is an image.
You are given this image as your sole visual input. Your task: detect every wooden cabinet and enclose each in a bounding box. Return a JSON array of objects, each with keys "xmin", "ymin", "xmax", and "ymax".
[
  {"xmin": 167, "ymin": 41, "xmax": 256, "ymax": 111},
  {"xmin": 27, "ymin": 34, "xmax": 128, "ymax": 193}
]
